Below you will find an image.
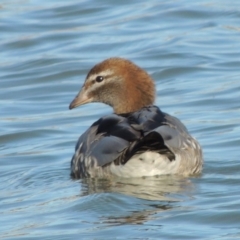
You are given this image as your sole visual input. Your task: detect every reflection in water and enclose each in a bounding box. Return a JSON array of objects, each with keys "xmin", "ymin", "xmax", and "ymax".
[
  {"xmin": 81, "ymin": 176, "xmax": 195, "ymax": 201},
  {"xmin": 104, "ymin": 207, "xmax": 168, "ymax": 226},
  {"xmin": 79, "ymin": 176, "xmax": 196, "ymax": 225}
]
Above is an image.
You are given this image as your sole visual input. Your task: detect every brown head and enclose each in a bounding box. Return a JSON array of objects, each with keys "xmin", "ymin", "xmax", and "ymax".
[{"xmin": 69, "ymin": 58, "xmax": 155, "ymax": 114}]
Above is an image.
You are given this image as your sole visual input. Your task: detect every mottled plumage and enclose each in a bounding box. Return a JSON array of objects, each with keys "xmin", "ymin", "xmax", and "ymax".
[{"xmin": 69, "ymin": 58, "xmax": 203, "ymax": 178}]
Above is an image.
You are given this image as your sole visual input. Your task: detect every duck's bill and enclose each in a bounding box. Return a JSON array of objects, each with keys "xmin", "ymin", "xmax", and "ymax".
[{"xmin": 69, "ymin": 88, "xmax": 92, "ymax": 109}]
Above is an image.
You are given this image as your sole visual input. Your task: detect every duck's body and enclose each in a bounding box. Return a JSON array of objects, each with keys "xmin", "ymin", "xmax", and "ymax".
[{"xmin": 69, "ymin": 58, "xmax": 203, "ymax": 178}]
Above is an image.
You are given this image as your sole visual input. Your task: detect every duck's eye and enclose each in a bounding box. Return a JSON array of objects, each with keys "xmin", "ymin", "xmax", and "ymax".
[{"xmin": 96, "ymin": 76, "xmax": 104, "ymax": 83}]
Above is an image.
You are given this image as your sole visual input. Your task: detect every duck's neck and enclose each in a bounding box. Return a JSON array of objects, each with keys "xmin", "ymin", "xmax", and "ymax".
[{"xmin": 112, "ymin": 85, "xmax": 155, "ymax": 114}]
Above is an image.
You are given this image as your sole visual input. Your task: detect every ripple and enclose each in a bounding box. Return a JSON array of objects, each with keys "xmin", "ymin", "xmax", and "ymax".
[{"xmin": 1, "ymin": 0, "xmax": 240, "ymax": 239}]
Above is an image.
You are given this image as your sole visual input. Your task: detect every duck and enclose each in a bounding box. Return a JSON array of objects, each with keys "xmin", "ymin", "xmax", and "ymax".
[{"xmin": 69, "ymin": 58, "xmax": 203, "ymax": 179}]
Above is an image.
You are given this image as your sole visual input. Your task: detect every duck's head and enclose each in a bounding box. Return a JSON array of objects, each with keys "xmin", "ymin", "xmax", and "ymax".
[{"xmin": 69, "ymin": 58, "xmax": 155, "ymax": 114}]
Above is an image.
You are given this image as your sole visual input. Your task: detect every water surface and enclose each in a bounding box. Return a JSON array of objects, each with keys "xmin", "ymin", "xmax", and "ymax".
[{"xmin": 1, "ymin": 0, "xmax": 240, "ymax": 239}]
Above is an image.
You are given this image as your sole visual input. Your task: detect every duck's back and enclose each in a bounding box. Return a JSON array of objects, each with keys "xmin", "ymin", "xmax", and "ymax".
[{"xmin": 71, "ymin": 105, "xmax": 202, "ymax": 178}]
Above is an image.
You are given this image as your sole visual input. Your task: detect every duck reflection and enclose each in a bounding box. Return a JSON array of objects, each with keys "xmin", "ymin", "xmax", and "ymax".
[
  {"xmin": 81, "ymin": 176, "xmax": 194, "ymax": 201},
  {"xmin": 78, "ymin": 176, "xmax": 196, "ymax": 225}
]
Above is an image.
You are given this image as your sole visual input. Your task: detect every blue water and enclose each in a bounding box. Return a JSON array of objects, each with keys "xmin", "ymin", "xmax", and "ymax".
[{"xmin": 1, "ymin": 0, "xmax": 240, "ymax": 239}]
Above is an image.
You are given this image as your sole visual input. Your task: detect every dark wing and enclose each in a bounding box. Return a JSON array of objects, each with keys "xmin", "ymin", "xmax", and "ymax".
[
  {"xmin": 73, "ymin": 114, "xmax": 141, "ymax": 168},
  {"xmin": 115, "ymin": 106, "xmax": 191, "ymax": 164},
  {"xmin": 72, "ymin": 105, "xmax": 191, "ymax": 177}
]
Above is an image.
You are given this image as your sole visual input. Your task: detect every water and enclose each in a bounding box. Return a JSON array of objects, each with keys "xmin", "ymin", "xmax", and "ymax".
[{"xmin": 1, "ymin": 0, "xmax": 240, "ymax": 239}]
